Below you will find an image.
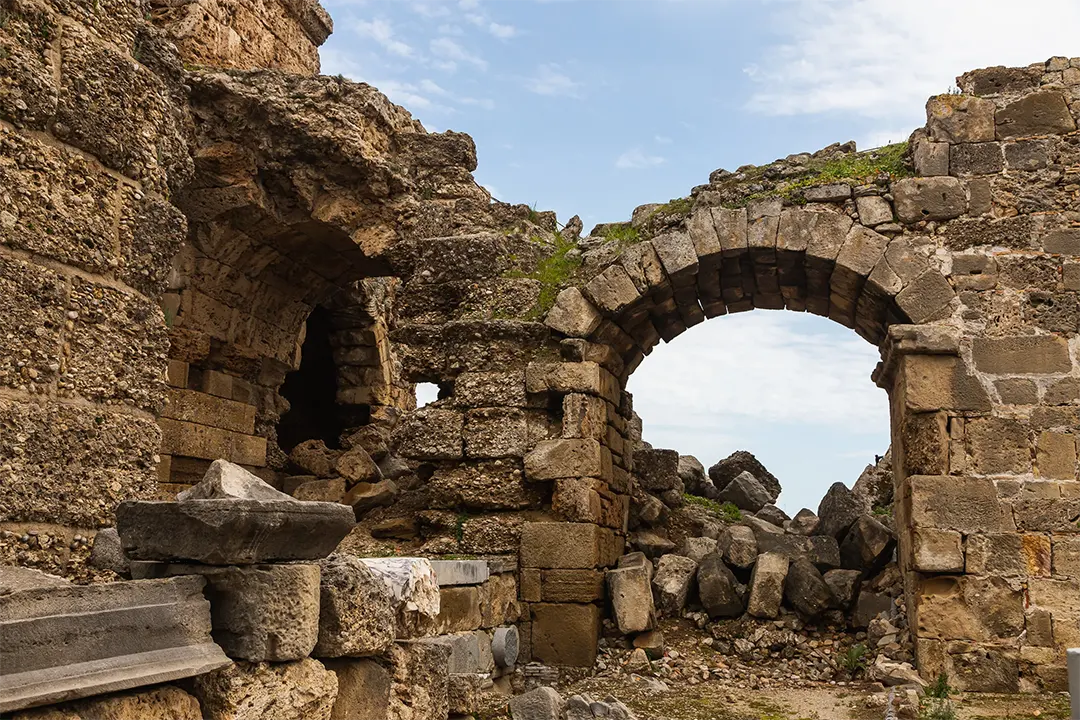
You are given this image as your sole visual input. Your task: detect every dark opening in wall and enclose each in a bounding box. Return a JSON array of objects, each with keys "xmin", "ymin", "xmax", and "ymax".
[{"xmin": 277, "ymin": 306, "xmax": 346, "ymax": 452}]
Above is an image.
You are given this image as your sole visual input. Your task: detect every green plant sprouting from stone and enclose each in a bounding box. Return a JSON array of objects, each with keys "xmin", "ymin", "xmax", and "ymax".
[
  {"xmin": 504, "ymin": 231, "xmax": 583, "ymax": 319},
  {"xmin": 730, "ymin": 142, "xmax": 911, "ymax": 208},
  {"xmin": 838, "ymin": 642, "xmax": 868, "ymax": 675},
  {"xmin": 926, "ymin": 672, "xmax": 951, "ymax": 700},
  {"xmin": 681, "ymin": 494, "xmax": 742, "ymax": 522},
  {"xmin": 601, "ymin": 223, "xmax": 640, "ymax": 247}
]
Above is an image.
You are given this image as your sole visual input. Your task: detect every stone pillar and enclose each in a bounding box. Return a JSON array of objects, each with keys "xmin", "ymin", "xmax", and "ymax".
[{"xmin": 877, "ymin": 323, "xmax": 1078, "ymax": 692}]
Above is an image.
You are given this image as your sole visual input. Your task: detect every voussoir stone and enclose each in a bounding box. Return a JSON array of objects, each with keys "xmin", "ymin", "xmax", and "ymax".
[
  {"xmin": 116, "ymin": 499, "xmax": 355, "ymax": 565},
  {"xmin": 315, "ymin": 554, "xmax": 397, "ymax": 658}
]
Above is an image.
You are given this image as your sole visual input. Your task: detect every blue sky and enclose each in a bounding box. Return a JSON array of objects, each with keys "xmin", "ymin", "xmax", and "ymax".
[{"xmin": 324, "ymin": 0, "xmax": 1080, "ymax": 512}]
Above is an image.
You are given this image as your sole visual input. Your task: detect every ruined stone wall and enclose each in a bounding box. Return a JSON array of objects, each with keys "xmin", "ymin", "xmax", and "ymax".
[
  {"xmin": 0, "ymin": 0, "xmax": 192, "ymax": 576},
  {"xmin": 376, "ymin": 60, "xmax": 1080, "ymax": 689}
]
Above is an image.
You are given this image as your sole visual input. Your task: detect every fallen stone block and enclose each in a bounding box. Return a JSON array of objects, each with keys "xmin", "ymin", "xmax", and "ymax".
[
  {"xmin": 815, "ymin": 482, "xmax": 862, "ymax": 539},
  {"xmin": 606, "ymin": 565, "xmax": 656, "ymax": 633},
  {"xmin": 783, "ymin": 558, "xmax": 834, "ymax": 618},
  {"xmin": 6, "ymin": 685, "xmax": 202, "ymax": 720},
  {"xmin": 839, "ymin": 515, "xmax": 895, "ymax": 571},
  {"xmin": 678, "ymin": 536, "xmax": 719, "ymax": 564},
  {"xmin": 316, "ymin": 554, "xmax": 397, "ymax": 658},
  {"xmin": 697, "ymin": 553, "xmax": 745, "ymax": 618},
  {"xmin": 716, "ymin": 471, "xmax": 771, "ymax": 512},
  {"xmin": 116, "ymin": 498, "xmax": 354, "ymax": 565},
  {"xmin": 652, "ymin": 554, "xmax": 697, "ymax": 616},
  {"xmin": 755, "ymin": 504, "xmax": 789, "ymax": 527},
  {"xmin": 193, "ymin": 658, "xmax": 338, "ymax": 720},
  {"xmin": 724, "ymin": 525, "xmax": 758, "ymax": 568},
  {"xmin": 510, "ymin": 686, "xmax": 565, "ymax": 720},
  {"xmin": 360, "ymin": 557, "xmax": 441, "ymax": 639},
  {"xmin": 708, "ymin": 451, "xmax": 781, "ymax": 501},
  {"xmin": 823, "ymin": 569, "xmax": 862, "ymax": 610},
  {"xmin": 0, "ymin": 576, "xmax": 230, "ymax": 714},
  {"xmin": 747, "ymin": 552, "xmax": 789, "ymax": 619},
  {"xmin": 89, "ymin": 527, "xmax": 129, "ymax": 575}
]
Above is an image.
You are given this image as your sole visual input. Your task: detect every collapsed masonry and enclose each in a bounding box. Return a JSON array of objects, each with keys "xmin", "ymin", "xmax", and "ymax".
[{"xmin": 3, "ymin": 0, "xmax": 1080, "ymax": 713}]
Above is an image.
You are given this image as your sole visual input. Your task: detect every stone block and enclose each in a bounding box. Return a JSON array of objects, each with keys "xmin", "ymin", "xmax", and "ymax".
[
  {"xmin": 966, "ymin": 533, "xmax": 1050, "ymax": 578},
  {"xmin": 996, "ymin": 91, "xmax": 1077, "ymax": 138},
  {"xmin": 606, "ymin": 565, "xmax": 656, "ymax": 633},
  {"xmin": 697, "ymin": 552, "xmax": 746, "ymax": 618},
  {"xmin": 852, "ymin": 590, "xmax": 893, "ymax": 628},
  {"xmin": 823, "ymin": 569, "xmax": 861, "ymax": 610},
  {"xmin": 803, "ymin": 183, "xmax": 851, "ymax": 202},
  {"xmin": 453, "ymin": 371, "xmax": 528, "ymax": 408},
  {"xmin": 540, "ymin": 569, "xmax": 605, "ymax": 602},
  {"xmin": 907, "ymin": 475, "xmax": 1014, "ymax": 533},
  {"xmin": 360, "ymin": 558, "xmax": 441, "ymax": 640},
  {"xmin": 1052, "ymin": 537, "xmax": 1080, "ymax": 578},
  {"xmin": 972, "ymin": 335, "xmax": 1072, "ymax": 374},
  {"xmin": 525, "ymin": 439, "xmax": 603, "ymax": 480},
  {"xmin": 855, "ymin": 196, "xmax": 894, "ymax": 226},
  {"xmin": 915, "ymin": 575, "xmax": 1024, "ymax": 642},
  {"xmin": 387, "ymin": 640, "xmax": 449, "ymax": 720},
  {"xmin": 995, "ymin": 378, "xmax": 1038, "ymax": 405},
  {"xmin": 552, "ymin": 478, "xmax": 603, "ymax": 523},
  {"xmin": 545, "ymin": 287, "xmax": 602, "ymax": 338},
  {"xmin": 901, "ymin": 355, "xmax": 990, "ymax": 412},
  {"xmin": 747, "ymin": 552, "xmax": 788, "ymax": 619},
  {"xmin": 562, "ymin": 393, "xmax": 607, "ymax": 440},
  {"xmin": 1038, "ymin": 431, "xmax": 1076, "ymax": 480},
  {"xmin": 530, "ymin": 603, "xmax": 600, "ymax": 667},
  {"xmin": 163, "ymin": 388, "xmax": 256, "ymax": 435},
  {"xmin": 509, "ymin": 686, "xmax": 564, "ymax": 720},
  {"xmin": 146, "ymin": 563, "xmax": 320, "ymax": 662},
  {"xmin": 914, "ymin": 139, "xmax": 950, "ymax": 176},
  {"xmin": 966, "ymin": 416, "xmax": 1031, "ymax": 474},
  {"xmin": 158, "ymin": 418, "xmax": 267, "ymax": 466},
  {"xmin": 431, "ymin": 560, "xmax": 490, "ymax": 586},
  {"xmin": 652, "ymin": 554, "xmax": 698, "ymax": 615},
  {"xmin": 520, "ymin": 522, "xmax": 606, "ymax": 569},
  {"xmin": 6, "ymin": 686, "xmax": 203, "ymax": 720},
  {"xmin": 582, "ymin": 264, "xmax": 641, "ymax": 314},
  {"xmin": 911, "ymin": 528, "xmax": 964, "ymax": 573},
  {"xmin": 949, "ymin": 142, "xmax": 1004, "ymax": 176},
  {"xmin": 436, "ymin": 586, "xmax": 483, "ymax": 633},
  {"xmin": 894, "ymin": 269, "xmax": 955, "ymax": 323},
  {"xmin": 652, "ymin": 230, "xmax": 699, "ymax": 281},
  {"xmin": 1043, "ymin": 229, "xmax": 1080, "ymax": 255},
  {"xmin": 316, "ymin": 554, "xmax": 396, "ymax": 658},
  {"xmin": 926, "ymin": 95, "xmax": 996, "ymax": 143},
  {"xmin": 116, "ymin": 498, "xmax": 355, "ymax": 565},
  {"xmin": 479, "ymin": 573, "xmax": 519, "ymax": 628},
  {"xmin": 893, "ymin": 177, "xmax": 967, "ymax": 223},
  {"xmin": 425, "ymin": 631, "xmax": 493, "ymax": 674},
  {"xmin": 194, "ymin": 658, "xmax": 338, "ymax": 720},
  {"xmin": 323, "ymin": 658, "xmax": 391, "ymax": 720},
  {"xmin": 0, "ymin": 576, "xmax": 230, "ymax": 714}
]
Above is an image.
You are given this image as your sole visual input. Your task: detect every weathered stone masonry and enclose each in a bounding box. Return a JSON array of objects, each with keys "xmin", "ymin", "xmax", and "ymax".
[{"xmin": 3, "ymin": 0, "xmax": 1080, "ymax": 697}]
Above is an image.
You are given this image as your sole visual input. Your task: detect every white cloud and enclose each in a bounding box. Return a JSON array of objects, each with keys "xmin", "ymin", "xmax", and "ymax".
[
  {"xmin": 654, "ymin": 135, "xmax": 673, "ymax": 145},
  {"xmin": 526, "ymin": 64, "xmax": 582, "ymax": 97},
  {"xmin": 629, "ymin": 312, "xmax": 884, "ymax": 433},
  {"xmin": 411, "ymin": 2, "xmax": 451, "ymax": 19},
  {"xmin": 615, "ymin": 147, "xmax": 665, "ymax": 170},
  {"xmin": 430, "ymin": 37, "xmax": 488, "ymax": 71},
  {"xmin": 353, "ymin": 18, "xmax": 414, "ymax": 58},
  {"xmin": 488, "ymin": 21, "xmax": 517, "ymax": 39},
  {"xmin": 744, "ymin": 0, "xmax": 1080, "ymax": 126}
]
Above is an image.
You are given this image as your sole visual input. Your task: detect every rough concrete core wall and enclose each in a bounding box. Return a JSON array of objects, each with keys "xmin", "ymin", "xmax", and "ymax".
[{"xmin": 149, "ymin": 0, "xmax": 332, "ymax": 75}]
